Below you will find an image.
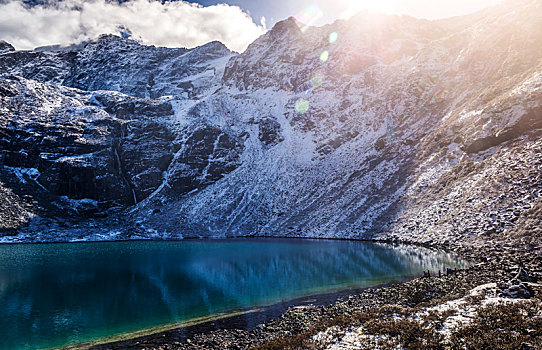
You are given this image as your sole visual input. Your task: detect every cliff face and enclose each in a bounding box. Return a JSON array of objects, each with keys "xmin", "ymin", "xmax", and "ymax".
[
  {"xmin": 1, "ymin": 0, "xmax": 541, "ymax": 243},
  {"xmin": 0, "ymin": 37, "xmax": 244, "ymax": 238}
]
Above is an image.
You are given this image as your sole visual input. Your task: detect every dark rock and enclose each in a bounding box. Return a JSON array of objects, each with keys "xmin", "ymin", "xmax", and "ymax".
[
  {"xmin": 168, "ymin": 125, "xmax": 243, "ymax": 194},
  {"xmin": 498, "ymin": 280, "xmax": 535, "ymax": 299},
  {"xmin": 258, "ymin": 118, "xmax": 283, "ymax": 146},
  {"xmin": 0, "ymin": 40, "xmax": 15, "ymax": 54}
]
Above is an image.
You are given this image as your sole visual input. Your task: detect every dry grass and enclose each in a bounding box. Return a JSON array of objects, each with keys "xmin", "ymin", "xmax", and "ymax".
[
  {"xmin": 363, "ymin": 318, "xmax": 444, "ymax": 349},
  {"xmin": 253, "ymin": 298, "xmax": 542, "ymax": 350},
  {"xmin": 448, "ymin": 300, "xmax": 542, "ymax": 350}
]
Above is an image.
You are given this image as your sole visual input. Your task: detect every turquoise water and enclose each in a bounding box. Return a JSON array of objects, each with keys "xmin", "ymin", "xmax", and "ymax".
[{"xmin": 0, "ymin": 239, "xmax": 466, "ymax": 349}]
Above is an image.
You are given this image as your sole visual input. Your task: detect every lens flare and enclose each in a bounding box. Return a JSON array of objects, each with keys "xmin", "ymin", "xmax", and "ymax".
[
  {"xmin": 310, "ymin": 71, "xmax": 324, "ymax": 88},
  {"xmin": 416, "ymin": 74, "xmax": 448, "ymax": 104},
  {"xmin": 329, "ymin": 32, "xmax": 338, "ymax": 44},
  {"xmin": 295, "ymin": 98, "xmax": 309, "ymax": 114},
  {"xmin": 294, "ymin": 4, "xmax": 323, "ymax": 32},
  {"xmin": 320, "ymin": 50, "xmax": 329, "ymax": 62}
]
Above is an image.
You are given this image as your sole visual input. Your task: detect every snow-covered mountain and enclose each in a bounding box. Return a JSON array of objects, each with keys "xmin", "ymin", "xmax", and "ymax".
[{"xmin": 1, "ymin": 0, "xmax": 541, "ymax": 243}]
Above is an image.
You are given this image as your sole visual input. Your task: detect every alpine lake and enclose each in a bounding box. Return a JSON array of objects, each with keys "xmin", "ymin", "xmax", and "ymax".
[{"xmin": 0, "ymin": 239, "xmax": 468, "ymax": 349}]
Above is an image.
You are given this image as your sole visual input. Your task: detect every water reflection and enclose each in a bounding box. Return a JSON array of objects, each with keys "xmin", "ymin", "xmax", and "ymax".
[{"xmin": 0, "ymin": 240, "xmax": 465, "ymax": 350}]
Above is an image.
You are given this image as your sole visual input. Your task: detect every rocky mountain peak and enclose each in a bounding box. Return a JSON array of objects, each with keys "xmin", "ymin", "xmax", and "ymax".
[
  {"xmin": 0, "ymin": 40, "xmax": 15, "ymax": 54},
  {"xmin": 269, "ymin": 16, "xmax": 301, "ymax": 36},
  {"xmin": 82, "ymin": 33, "xmax": 143, "ymax": 52},
  {"xmin": 95, "ymin": 33, "xmax": 135, "ymax": 44},
  {"xmin": 189, "ymin": 40, "xmax": 233, "ymax": 59}
]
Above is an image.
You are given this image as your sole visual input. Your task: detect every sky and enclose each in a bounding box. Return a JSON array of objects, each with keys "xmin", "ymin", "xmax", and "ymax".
[
  {"xmin": 0, "ymin": 0, "xmax": 504, "ymax": 52},
  {"xmin": 193, "ymin": 0, "xmax": 504, "ymax": 28}
]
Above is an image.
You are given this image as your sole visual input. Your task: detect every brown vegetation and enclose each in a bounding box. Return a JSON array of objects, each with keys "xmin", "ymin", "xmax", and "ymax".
[{"xmin": 253, "ymin": 297, "xmax": 542, "ymax": 350}]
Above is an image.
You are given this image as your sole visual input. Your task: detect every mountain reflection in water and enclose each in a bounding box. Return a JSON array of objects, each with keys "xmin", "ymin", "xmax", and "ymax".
[{"xmin": 0, "ymin": 239, "xmax": 466, "ymax": 350}]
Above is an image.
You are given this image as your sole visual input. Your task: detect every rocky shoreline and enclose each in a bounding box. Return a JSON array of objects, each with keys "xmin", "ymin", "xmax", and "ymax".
[{"xmin": 87, "ymin": 238, "xmax": 541, "ymax": 350}]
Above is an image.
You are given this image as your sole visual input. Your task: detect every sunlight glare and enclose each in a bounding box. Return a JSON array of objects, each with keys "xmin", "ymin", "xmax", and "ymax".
[
  {"xmin": 334, "ymin": 0, "xmax": 505, "ymax": 20},
  {"xmin": 295, "ymin": 4, "xmax": 324, "ymax": 32},
  {"xmin": 338, "ymin": 0, "xmax": 399, "ymax": 19}
]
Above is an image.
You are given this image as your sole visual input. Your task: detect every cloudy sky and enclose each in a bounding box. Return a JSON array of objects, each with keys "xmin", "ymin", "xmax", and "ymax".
[{"xmin": 0, "ymin": 0, "xmax": 503, "ymax": 52}]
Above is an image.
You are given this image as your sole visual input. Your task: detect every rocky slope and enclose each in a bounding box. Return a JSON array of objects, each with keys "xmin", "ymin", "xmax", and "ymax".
[
  {"xmin": 0, "ymin": 0, "xmax": 541, "ymax": 243},
  {"xmin": 0, "ymin": 36, "xmax": 243, "ymax": 239}
]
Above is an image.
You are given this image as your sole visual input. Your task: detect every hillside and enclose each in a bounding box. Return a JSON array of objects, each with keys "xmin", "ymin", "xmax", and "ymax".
[{"xmin": 0, "ymin": 0, "xmax": 541, "ymax": 244}]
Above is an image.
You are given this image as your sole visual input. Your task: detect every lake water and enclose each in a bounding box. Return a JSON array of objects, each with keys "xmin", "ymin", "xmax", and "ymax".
[{"xmin": 0, "ymin": 239, "xmax": 466, "ymax": 349}]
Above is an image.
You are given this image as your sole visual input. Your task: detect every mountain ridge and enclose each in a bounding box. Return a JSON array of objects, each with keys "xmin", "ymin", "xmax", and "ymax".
[{"xmin": 0, "ymin": 0, "xmax": 541, "ymax": 245}]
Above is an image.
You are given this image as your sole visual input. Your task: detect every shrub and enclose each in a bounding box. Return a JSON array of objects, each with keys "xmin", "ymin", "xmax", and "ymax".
[
  {"xmin": 448, "ymin": 301, "xmax": 542, "ymax": 350},
  {"xmin": 363, "ymin": 318, "xmax": 444, "ymax": 349}
]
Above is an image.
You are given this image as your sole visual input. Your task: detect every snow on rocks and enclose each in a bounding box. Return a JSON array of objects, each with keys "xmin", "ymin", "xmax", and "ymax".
[{"xmin": 1, "ymin": 0, "xmax": 542, "ymax": 242}]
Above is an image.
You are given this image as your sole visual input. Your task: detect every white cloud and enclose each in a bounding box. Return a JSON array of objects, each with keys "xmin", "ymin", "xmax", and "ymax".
[{"xmin": 0, "ymin": 0, "xmax": 267, "ymax": 52}]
